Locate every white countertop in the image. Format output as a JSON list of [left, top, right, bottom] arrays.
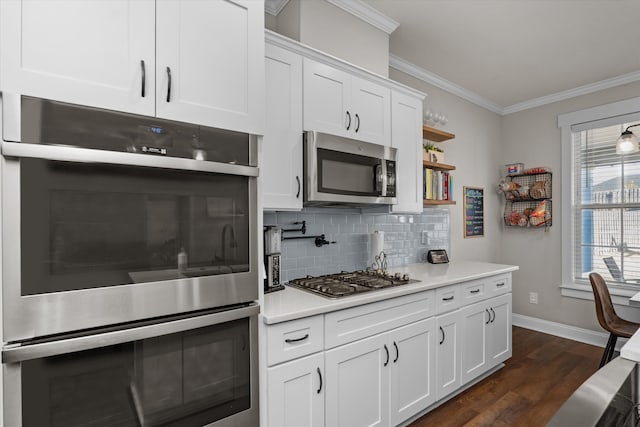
[[621, 329, 640, 362], [262, 261, 519, 324]]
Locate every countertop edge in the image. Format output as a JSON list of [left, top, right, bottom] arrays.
[[262, 262, 519, 325]]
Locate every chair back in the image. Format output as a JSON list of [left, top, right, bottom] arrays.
[[589, 272, 619, 334]]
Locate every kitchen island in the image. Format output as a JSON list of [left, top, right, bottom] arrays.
[[261, 261, 518, 427]]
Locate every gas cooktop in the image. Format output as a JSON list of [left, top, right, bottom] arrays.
[[287, 270, 418, 298]]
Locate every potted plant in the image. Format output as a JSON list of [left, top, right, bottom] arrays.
[[423, 142, 444, 163]]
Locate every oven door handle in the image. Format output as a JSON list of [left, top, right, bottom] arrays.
[[1, 141, 259, 177], [2, 303, 259, 363]]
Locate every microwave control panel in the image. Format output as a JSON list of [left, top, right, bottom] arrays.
[[386, 160, 396, 196]]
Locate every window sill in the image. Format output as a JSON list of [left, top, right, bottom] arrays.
[[561, 282, 639, 306]]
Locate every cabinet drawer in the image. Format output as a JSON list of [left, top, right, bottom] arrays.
[[435, 284, 461, 314], [487, 274, 512, 298], [461, 280, 486, 305], [324, 290, 435, 349], [267, 315, 324, 366]]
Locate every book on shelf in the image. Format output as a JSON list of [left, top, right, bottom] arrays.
[[423, 168, 453, 202]]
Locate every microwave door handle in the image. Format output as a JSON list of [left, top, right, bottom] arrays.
[[1, 304, 259, 363], [380, 161, 387, 197]]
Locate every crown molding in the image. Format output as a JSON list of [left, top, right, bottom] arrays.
[[325, 0, 399, 34], [265, 0, 290, 16], [389, 54, 503, 115], [503, 70, 640, 115], [390, 54, 640, 116]]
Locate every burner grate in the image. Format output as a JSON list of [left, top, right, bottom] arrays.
[[287, 270, 416, 298]]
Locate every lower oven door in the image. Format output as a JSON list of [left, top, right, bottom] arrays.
[[2, 303, 259, 427]]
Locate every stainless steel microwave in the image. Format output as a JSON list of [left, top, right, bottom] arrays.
[[303, 131, 397, 207]]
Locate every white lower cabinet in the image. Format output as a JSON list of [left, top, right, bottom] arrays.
[[264, 274, 512, 427], [325, 332, 390, 427], [460, 293, 512, 384], [325, 317, 436, 427], [488, 293, 512, 365], [436, 310, 462, 400], [267, 352, 325, 427], [389, 318, 437, 426]]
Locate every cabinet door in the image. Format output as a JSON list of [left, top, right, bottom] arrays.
[[263, 44, 303, 211], [436, 310, 462, 400], [390, 91, 423, 213], [389, 318, 437, 426], [351, 77, 391, 145], [488, 293, 512, 366], [460, 300, 490, 384], [156, 0, 265, 133], [303, 59, 352, 138], [325, 333, 390, 427], [267, 353, 325, 427], [0, 0, 155, 116]]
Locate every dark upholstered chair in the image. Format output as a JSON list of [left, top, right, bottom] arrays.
[[589, 272, 640, 367]]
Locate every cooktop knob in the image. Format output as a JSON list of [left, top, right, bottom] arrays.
[[402, 274, 410, 281], [394, 272, 401, 279]]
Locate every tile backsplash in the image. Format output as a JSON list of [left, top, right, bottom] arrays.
[[263, 208, 450, 282]]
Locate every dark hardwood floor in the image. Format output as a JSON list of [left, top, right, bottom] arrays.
[[409, 326, 604, 427]]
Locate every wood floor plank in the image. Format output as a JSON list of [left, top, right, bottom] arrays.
[[408, 326, 602, 427]]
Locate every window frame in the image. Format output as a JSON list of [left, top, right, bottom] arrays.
[[559, 97, 640, 303]]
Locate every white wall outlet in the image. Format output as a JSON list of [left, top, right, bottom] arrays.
[[529, 292, 538, 304]]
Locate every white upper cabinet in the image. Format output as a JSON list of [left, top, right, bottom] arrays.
[[0, 0, 156, 116], [303, 58, 390, 145], [391, 91, 424, 213], [156, 0, 264, 133], [351, 77, 391, 145], [263, 44, 303, 211], [1, 0, 264, 134]]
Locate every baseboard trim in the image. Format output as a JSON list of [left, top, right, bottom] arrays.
[[512, 313, 627, 350]]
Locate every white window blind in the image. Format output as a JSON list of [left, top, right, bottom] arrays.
[[572, 119, 640, 287]]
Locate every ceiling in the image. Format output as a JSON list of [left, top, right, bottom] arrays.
[[363, 0, 640, 114]]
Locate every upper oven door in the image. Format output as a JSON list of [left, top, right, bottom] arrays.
[[304, 131, 397, 206], [1, 96, 259, 341]]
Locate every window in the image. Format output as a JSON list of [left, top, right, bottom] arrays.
[[571, 120, 640, 287]]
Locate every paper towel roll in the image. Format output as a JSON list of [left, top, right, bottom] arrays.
[[369, 230, 384, 268]]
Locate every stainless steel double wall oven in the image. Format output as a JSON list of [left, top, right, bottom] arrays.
[[0, 95, 259, 426]]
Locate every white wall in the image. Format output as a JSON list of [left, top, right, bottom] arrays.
[[501, 81, 640, 331], [389, 69, 503, 263], [272, 0, 389, 77]]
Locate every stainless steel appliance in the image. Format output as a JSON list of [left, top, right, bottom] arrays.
[[2, 304, 259, 427], [303, 131, 397, 207], [287, 270, 416, 298], [1, 95, 260, 426], [264, 225, 284, 293], [1, 95, 259, 341], [549, 356, 639, 426]]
